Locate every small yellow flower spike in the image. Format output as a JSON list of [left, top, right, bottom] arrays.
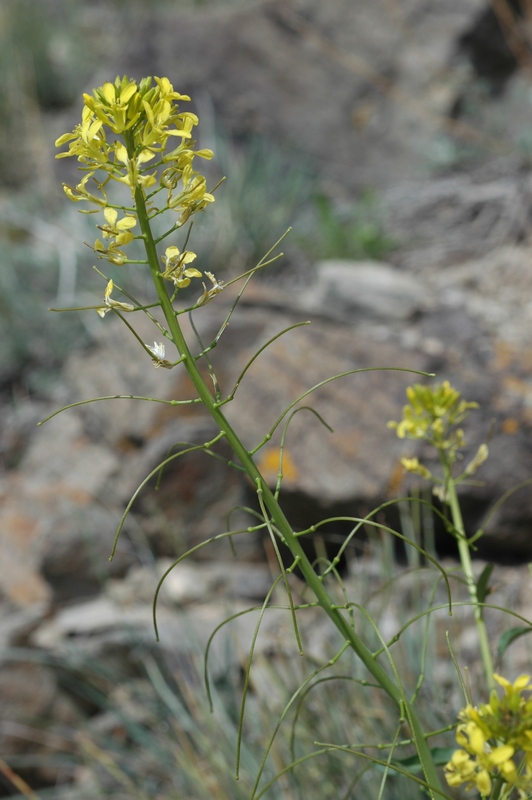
[[388, 381, 480, 465], [56, 76, 220, 306], [56, 75, 215, 215], [445, 674, 532, 797]]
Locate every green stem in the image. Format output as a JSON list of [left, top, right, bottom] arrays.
[[489, 776, 504, 800], [443, 459, 495, 691], [133, 183, 444, 797]]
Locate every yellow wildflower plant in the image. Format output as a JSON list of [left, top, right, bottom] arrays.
[[445, 674, 532, 798], [389, 379, 497, 701]]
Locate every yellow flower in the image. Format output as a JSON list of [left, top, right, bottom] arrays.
[[62, 173, 107, 207], [100, 208, 137, 247], [446, 720, 515, 795], [494, 674, 532, 697], [55, 107, 111, 166], [167, 173, 215, 224], [83, 76, 141, 134], [154, 76, 190, 104], [400, 457, 432, 480], [96, 280, 135, 317], [93, 238, 128, 266], [160, 246, 202, 288]]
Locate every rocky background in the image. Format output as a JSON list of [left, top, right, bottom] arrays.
[[1, 0, 532, 796]]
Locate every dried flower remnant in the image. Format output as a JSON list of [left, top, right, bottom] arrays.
[[96, 280, 135, 318], [144, 341, 173, 369], [197, 271, 225, 306]]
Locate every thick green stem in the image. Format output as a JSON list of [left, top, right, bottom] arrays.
[[443, 459, 495, 691], [134, 184, 444, 797], [489, 776, 504, 800]]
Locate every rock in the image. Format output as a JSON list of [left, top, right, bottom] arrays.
[[0, 659, 83, 785], [223, 308, 429, 505], [105, 559, 273, 607], [0, 602, 49, 648], [31, 592, 290, 685], [0, 409, 133, 607], [457, 0, 523, 92], [156, 559, 274, 604], [383, 166, 532, 268], [300, 260, 432, 321], [220, 253, 532, 559]]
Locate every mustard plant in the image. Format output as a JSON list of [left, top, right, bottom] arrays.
[[45, 76, 532, 799]]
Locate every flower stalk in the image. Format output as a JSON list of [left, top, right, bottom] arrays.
[[389, 381, 495, 690], [443, 457, 496, 692], [134, 171, 445, 795]]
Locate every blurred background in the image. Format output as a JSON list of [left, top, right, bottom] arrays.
[[2, 0, 532, 797], [6, 0, 532, 396]]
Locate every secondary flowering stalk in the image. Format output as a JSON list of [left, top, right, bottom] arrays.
[[389, 381, 495, 690]]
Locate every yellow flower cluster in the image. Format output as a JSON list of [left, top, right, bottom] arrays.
[[445, 674, 532, 798], [388, 381, 479, 462], [55, 75, 215, 265]]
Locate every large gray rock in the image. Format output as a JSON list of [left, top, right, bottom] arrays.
[[300, 260, 433, 320], [383, 166, 532, 268]]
